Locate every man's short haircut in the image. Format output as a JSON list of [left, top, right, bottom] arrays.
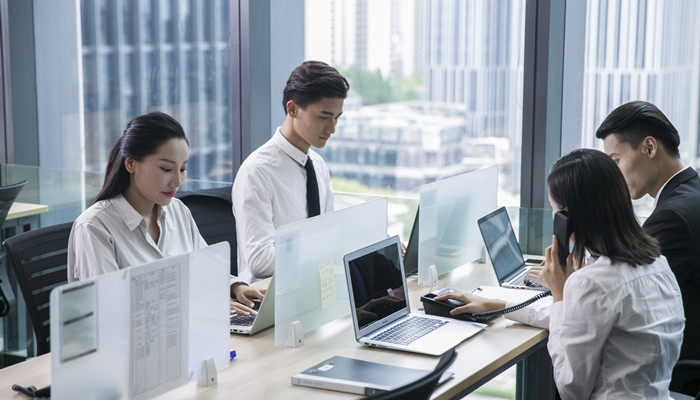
[[282, 61, 350, 114], [595, 100, 680, 158]]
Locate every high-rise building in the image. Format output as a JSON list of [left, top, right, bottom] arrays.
[[80, 0, 233, 181], [579, 0, 700, 162], [321, 102, 467, 191]]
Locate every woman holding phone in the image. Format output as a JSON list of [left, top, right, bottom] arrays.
[[436, 149, 684, 399]]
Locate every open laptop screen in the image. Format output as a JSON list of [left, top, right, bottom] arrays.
[[477, 207, 525, 282], [345, 238, 408, 331], [403, 208, 419, 275]]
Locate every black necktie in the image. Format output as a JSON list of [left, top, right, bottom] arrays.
[[304, 156, 321, 217]]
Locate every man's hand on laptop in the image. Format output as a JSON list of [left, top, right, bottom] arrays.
[[231, 283, 266, 315], [524, 265, 549, 288]]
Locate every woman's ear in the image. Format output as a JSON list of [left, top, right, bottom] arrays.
[[124, 156, 136, 173]]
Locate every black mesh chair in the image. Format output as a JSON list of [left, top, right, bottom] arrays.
[[364, 348, 457, 400], [175, 185, 237, 276], [0, 180, 27, 318], [3, 222, 73, 356], [671, 359, 700, 399]]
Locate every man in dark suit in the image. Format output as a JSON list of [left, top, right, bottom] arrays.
[[596, 101, 700, 365]]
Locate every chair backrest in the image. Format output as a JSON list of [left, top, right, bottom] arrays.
[[0, 180, 27, 225], [175, 186, 237, 276], [3, 222, 73, 356], [671, 359, 700, 399], [365, 348, 457, 400]]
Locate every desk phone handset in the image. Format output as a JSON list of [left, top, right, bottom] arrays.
[[421, 290, 551, 322], [553, 211, 572, 270]]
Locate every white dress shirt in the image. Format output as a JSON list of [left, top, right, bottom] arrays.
[[68, 194, 241, 285], [506, 256, 684, 399], [233, 127, 334, 283]]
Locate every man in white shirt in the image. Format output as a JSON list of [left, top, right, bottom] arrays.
[[233, 61, 349, 283]]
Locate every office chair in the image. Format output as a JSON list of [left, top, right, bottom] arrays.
[[0, 180, 27, 318], [671, 359, 700, 400], [175, 185, 237, 276], [3, 222, 73, 356], [364, 348, 457, 400]]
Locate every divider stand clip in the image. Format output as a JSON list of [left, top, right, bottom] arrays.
[[285, 320, 304, 348], [422, 265, 439, 287], [197, 357, 218, 387]]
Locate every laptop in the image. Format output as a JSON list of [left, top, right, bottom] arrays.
[[477, 207, 547, 291], [343, 236, 484, 356], [403, 208, 419, 275], [230, 277, 275, 335]]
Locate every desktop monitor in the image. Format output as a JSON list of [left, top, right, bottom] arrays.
[[417, 166, 498, 284]]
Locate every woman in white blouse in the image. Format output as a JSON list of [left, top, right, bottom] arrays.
[[68, 111, 264, 315], [436, 149, 684, 399]]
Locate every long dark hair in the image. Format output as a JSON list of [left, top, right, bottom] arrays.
[[93, 111, 188, 203], [547, 149, 659, 267]]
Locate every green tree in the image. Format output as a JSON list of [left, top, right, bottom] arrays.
[[341, 65, 423, 105]]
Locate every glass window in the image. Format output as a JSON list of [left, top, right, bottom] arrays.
[[573, 0, 700, 217], [42, 0, 236, 182], [305, 0, 525, 208]]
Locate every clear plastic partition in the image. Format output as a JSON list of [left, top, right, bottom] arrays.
[[274, 198, 388, 346], [418, 167, 498, 283], [507, 207, 554, 257], [50, 242, 230, 399]]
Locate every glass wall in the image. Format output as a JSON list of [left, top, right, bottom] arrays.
[[32, 0, 235, 182], [573, 0, 700, 217], [305, 0, 526, 240]]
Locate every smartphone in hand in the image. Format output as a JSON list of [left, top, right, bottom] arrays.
[[553, 211, 571, 270]]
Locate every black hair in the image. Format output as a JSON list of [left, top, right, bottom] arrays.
[[548, 148, 659, 267], [93, 111, 188, 203], [282, 60, 350, 114], [595, 101, 680, 158]]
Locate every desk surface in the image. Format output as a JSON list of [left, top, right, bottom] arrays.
[[0, 261, 548, 400], [7, 201, 49, 220]]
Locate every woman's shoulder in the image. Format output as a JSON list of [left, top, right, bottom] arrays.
[[75, 198, 115, 223]]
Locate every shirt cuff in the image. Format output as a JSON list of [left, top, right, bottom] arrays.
[[229, 275, 247, 287]]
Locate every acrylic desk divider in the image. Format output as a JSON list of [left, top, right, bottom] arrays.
[[273, 197, 388, 346], [50, 242, 230, 400], [417, 166, 498, 284]]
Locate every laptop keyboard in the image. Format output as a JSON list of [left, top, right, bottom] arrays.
[[510, 271, 542, 288], [230, 314, 255, 327], [370, 316, 448, 346]]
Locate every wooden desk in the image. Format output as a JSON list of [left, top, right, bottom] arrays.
[[0, 262, 551, 399]]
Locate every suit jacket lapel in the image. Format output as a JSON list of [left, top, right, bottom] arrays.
[[656, 167, 699, 204]]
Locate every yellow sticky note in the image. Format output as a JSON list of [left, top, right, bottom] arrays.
[[318, 258, 335, 308]]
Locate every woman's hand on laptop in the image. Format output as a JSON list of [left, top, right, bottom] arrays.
[[231, 283, 266, 315], [524, 266, 549, 288], [434, 291, 506, 316]]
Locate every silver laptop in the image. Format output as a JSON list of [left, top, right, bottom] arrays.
[[477, 207, 547, 291], [230, 277, 275, 335], [343, 236, 484, 356]]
